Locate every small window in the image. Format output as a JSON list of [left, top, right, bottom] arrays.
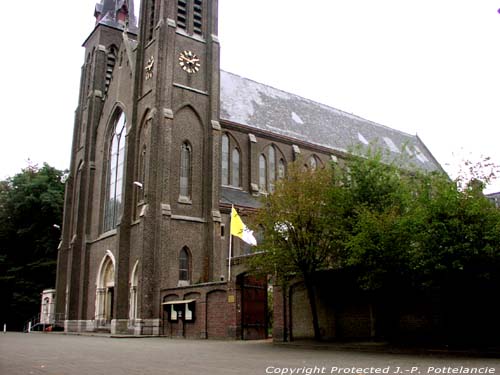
[[137, 146, 146, 204], [180, 142, 192, 199], [179, 247, 190, 281]]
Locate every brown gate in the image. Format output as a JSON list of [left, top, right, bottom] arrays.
[[240, 274, 267, 340]]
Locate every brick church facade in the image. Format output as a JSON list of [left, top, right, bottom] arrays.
[[54, 0, 441, 339]]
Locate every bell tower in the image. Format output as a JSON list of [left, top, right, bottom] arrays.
[[132, 0, 222, 334]]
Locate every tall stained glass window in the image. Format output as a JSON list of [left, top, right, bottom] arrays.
[[104, 112, 126, 232]]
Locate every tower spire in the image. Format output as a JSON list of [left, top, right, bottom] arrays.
[[94, 0, 138, 33]]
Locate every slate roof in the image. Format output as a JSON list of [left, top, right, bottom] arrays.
[[221, 187, 260, 209], [220, 71, 442, 172]]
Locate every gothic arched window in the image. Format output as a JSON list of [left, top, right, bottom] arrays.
[[231, 148, 240, 187], [137, 145, 147, 203], [135, 117, 151, 214], [259, 154, 267, 192], [259, 145, 286, 193], [268, 146, 276, 192], [221, 133, 241, 188], [104, 111, 126, 232], [309, 156, 317, 170], [278, 158, 286, 180], [180, 142, 192, 199], [308, 155, 322, 171], [179, 247, 191, 282], [221, 134, 229, 185]]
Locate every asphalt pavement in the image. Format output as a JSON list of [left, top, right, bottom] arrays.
[[0, 332, 498, 375]]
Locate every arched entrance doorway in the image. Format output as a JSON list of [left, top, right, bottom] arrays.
[[95, 252, 115, 327]]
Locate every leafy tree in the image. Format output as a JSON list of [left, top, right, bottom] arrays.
[[408, 171, 500, 289], [250, 162, 343, 340], [0, 163, 66, 330], [340, 151, 416, 291], [339, 153, 500, 340], [251, 150, 500, 342]]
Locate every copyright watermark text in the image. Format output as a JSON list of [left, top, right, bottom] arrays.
[[265, 367, 497, 375]]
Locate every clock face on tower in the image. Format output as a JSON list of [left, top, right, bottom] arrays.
[[179, 50, 201, 74]]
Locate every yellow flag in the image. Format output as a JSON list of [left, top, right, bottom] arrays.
[[230, 207, 257, 246]]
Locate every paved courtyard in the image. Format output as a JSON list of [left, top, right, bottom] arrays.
[[0, 333, 499, 375]]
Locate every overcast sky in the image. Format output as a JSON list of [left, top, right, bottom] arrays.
[[1, 1, 499, 192]]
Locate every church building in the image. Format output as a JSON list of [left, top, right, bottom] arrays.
[[54, 0, 442, 339]]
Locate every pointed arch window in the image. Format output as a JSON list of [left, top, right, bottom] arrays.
[[268, 146, 276, 192], [179, 247, 191, 282], [221, 134, 229, 185], [309, 156, 317, 170], [135, 145, 147, 210], [278, 158, 286, 180], [104, 112, 127, 232], [308, 155, 322, 171], [135, 118, 151, 214], [231, 148, 240, 187], [180, 142, 192, 199], [221, 133, 241, 188], [260, 145, 286, 193], [259, 154, 267, 192]]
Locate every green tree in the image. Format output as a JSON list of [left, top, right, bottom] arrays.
[[251, 162, 344, 340], [408, 171, 500, 289], [251, 150, 500, 342], [340, 151, 416, 291], [0, 163, 66, 330], [340, 153, 500, 340]]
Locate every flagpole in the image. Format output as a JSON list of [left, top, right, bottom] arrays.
[[228, 205, 233, 282]]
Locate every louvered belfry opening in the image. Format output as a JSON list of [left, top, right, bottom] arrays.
[[105, 47, 117, 97], [146, 0, 156, 41], [177, 0, 188, 31], [177, 0, 203, 36], [193, 0, 203, 35]]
